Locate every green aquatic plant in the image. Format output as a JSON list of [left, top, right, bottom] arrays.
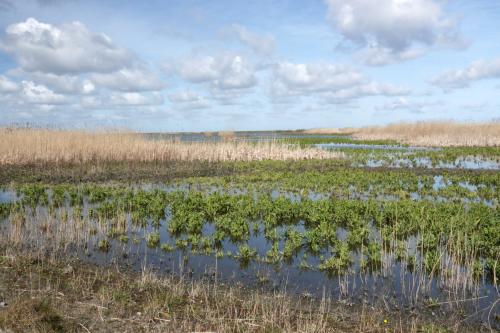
[[107, 227, 120, 239], [318, 241, 351, 274], [214, 212, 250, 243], [160, 243, 174, 252], [367, 241, 382, 269], [424, 250, 440, 274], [0, 203, 11, 220], [394, 240, 407, 262], [299, 254, 312, 270], [146, 232, 161, 248], [346, 221, 370, 248], [51, 186, 67, 207], [98, 239, 110, 252], [118, 235, 129, 243], [283, 228, 303, 260], [236, 244, 257, 265], [265, 241, 281, 264], [175, 238, 188, 250], [18, 184, 48, 207], [406, 255, 417, 272]]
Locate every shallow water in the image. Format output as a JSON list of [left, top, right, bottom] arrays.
[[0, 187, 498, 328], [1, 179, 496, 210], [2, 210, 498, 327], [144, 132, 351, 143], [0, 189, 18, 203], [361, 157, 500, 170]]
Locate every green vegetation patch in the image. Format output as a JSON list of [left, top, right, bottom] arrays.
[[2, 183, 498, 280]]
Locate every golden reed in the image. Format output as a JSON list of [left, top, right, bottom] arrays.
[[352, 121, 500, 147], [0, 128, 342, 165]]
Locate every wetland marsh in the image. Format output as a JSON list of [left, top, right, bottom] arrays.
[[0, 126, 499, 332]]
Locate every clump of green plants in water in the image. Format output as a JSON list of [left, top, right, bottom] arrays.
[[98, 239, 110, 252], [236, 244, 257, 265], [118, 235, 129, 243], [146, 232, 161, 248], [318, 240, 352, 274], [160, 243, 174, 252], [282, 228, 303, 261], [18, 184, 49, 207], [0, 203, 12, 220]]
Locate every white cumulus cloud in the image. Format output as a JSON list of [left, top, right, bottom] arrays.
[[3, 18, 134, 74], [82, 92, 164, 108], [169, 90, 211, 110], [109, 92, 164, 106], [91, 67, 164, 92], [8, 69, 95, 95], [325, 0, 462, 65], [175, 53, 257, 90], [431, 57, 500, 90], [0, 18, 168, 120], [273, 62, 363, 92], [377, 97, 443, 112], [325, 82, 410, 103], [20, 80, 68, 104], [230, 24, 276, 55], [270, 61, 409, 103], [0, 75, 19, 92]]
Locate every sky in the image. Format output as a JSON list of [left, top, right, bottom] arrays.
[[0, 0, 499, 132]]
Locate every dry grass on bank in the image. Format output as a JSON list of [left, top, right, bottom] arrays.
[[0, 128, 341, 166], [352, 121, 500, 147], [0, 253, 477, 333]]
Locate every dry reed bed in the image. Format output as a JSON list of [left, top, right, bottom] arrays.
[[0, 129, 341, 165], [352, 121, 500, 147]]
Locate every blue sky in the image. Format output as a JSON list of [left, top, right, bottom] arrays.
[[0, 0, 499, 132]]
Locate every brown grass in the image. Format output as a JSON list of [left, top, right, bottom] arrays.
[[0, 128, 341, 165], [0, 252, 479, 333], [352, 121, 500, 147]]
